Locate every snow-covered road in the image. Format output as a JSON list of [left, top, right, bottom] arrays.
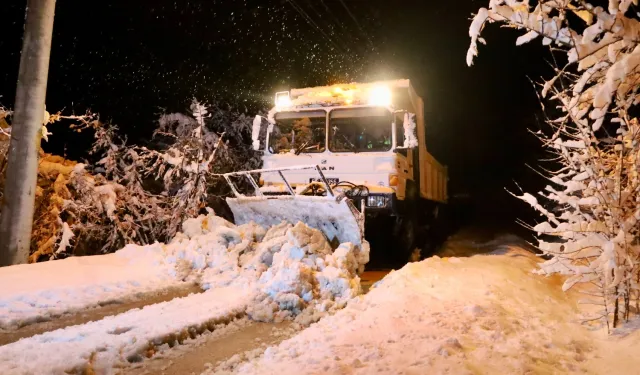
[[215, 236, 640, 375], [0, 212, 370, 374], [0, 252, 189, 330], [3, 219, 640, 375], [0, 286, 251, 374], [125, 270, 390, 375]]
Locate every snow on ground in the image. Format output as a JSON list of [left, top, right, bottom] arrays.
[[0, 212, 367, 331], [0, 212, 369, 374], [216, 245, 640, 375], [0, 286, 250, 375]]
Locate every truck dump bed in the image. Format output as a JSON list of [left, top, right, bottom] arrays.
[[406, 82, 448, 204]]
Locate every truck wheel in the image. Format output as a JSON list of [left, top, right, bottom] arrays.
[[400, 217, 416, 255], [393, 214, 417, 266], [393, 181, 418, 265]]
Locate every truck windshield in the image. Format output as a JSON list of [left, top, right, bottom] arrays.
[[270, 111, 326, 154], [329, 107, 392, 152]]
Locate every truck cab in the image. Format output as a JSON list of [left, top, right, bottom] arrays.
[[251, 79, 448, 262]]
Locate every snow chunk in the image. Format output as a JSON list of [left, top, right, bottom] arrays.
[[55, 223, 75, 254]]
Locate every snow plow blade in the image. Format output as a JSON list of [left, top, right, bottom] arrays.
[[227, 196, 362, 245], [216, 165, 364, 246]]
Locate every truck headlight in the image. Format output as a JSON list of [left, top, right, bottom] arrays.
[[368, 86, 391, 106], [275, 91, 292, 108], [367, 195, 388, 208]]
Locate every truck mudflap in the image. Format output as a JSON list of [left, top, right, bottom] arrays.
[[216, 165, 365, 246]]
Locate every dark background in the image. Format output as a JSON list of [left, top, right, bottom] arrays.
[[0, 0, 553, 235]]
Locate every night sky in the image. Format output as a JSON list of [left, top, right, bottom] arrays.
[[0, 0, 553, 232]]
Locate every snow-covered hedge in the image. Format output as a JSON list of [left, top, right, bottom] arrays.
[[0, 99, 262, 261], [468, 1, 640, 330]]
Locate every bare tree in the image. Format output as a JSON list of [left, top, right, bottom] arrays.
[[0, 0, 57, 266]]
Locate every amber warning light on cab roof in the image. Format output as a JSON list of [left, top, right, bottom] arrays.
[[274, 84, 393, 109]]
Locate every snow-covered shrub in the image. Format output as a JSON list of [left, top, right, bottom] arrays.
[[0, 107, 104, 261], [0, 98, 261, 261], [153, 99, 259, 232], [91, 98, 262, 238], [468, 1, 640, 330], [57, 98, 262, 257]]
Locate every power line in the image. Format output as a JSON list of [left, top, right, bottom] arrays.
[[337, 0, 376, 51], [302, 0, 356, 54], [286, 0, 346, 54], [314, 0, 360, 55]]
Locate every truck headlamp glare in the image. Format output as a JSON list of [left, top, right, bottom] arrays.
[[275, 91, 292, 108], [368, 86, 392, 106]]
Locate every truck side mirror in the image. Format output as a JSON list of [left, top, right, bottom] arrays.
[[252, 116, 275, 152], [252, 115, 263, 151]]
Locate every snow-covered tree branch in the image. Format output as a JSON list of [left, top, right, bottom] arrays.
[[468, 0, 640, 330]]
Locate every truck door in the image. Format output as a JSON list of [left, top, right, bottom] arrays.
[[394, 112, 413, 201]]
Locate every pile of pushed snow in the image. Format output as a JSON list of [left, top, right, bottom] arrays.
[[118, 212, 369, 325], [247, 225, 364, 325]]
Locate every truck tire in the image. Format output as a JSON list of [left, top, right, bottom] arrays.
[[396, 216, 416, 264], [419, 203, 449, 259], [393, 181, 418, 266]]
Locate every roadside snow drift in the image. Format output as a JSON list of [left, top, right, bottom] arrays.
[[0, 213, 369, 374], [221, 247, 640, 375]]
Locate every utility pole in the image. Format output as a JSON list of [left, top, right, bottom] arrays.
[[0, 0, 56, 266]]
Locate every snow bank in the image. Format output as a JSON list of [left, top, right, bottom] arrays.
[[116, 212, 368, 324], [246, 224, 364, 325], [221, 248, 640, 375]]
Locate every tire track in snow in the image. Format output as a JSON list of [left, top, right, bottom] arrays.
[[0, 283, 203, 346], [0, 287, 252, 375], [124, 271, 391, 375]]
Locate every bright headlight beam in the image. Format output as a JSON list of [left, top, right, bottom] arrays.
[[368, 86, 392, 106], [275, 91, 292, 108]]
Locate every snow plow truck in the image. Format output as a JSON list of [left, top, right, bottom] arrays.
[[218, 79, 448, 263]]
